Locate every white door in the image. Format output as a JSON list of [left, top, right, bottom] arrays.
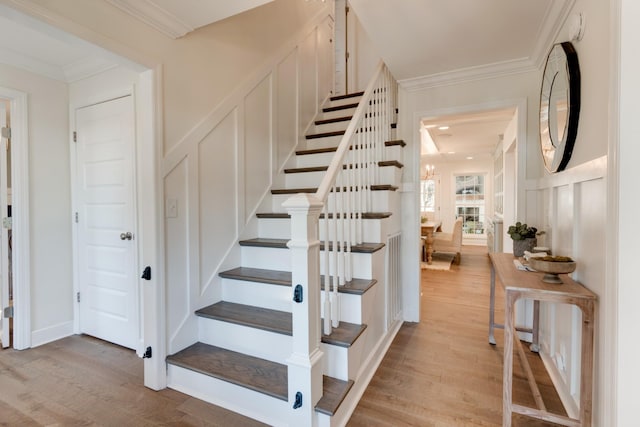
[[0, 103, 9, 349], [76, 96, 138, 350]]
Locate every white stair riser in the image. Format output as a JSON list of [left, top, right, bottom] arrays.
[[295, 146, 402, 169], [305, 134, 344, 150], [320, 279, 378, 325], [284, 165, 401, 188], [258, 217, 387, 244], [222, 279, 292, 312], [272, 190, 398, 213], [320, 106, 357, 120], [167, 365, 289, 427], [240, 245, 376, 279], [313, 120, 351, 134], [327, 96, 361, 109], [321, 327, 367, 381], [198, 316, 290, 363]]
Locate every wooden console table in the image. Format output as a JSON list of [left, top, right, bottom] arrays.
[[488, 253, 597, 427]]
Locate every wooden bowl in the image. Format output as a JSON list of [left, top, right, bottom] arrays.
[[528, 257, 576, 284]]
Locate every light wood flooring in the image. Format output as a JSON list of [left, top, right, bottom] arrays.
[[347, 245, 565, 426], [0, 246, 564, 426]]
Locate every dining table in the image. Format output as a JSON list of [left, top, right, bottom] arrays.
[[421, 220, 442, 264]]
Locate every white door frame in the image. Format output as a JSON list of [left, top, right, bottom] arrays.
[[68, 69, 165, 390], [0, 86, 31, 350]]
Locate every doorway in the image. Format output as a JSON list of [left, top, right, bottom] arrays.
[[74, 95, 139, 350]]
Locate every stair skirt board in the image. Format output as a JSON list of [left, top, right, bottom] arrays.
[[258, 216, 389, 243], [168, 364, 289, 427], [240, 246, 385, 278]]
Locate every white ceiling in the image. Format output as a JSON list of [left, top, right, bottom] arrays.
[[0, 0, 570, 160]]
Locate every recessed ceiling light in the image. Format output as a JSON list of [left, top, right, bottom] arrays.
[[466, 156, 474, 160], [438, 126, 449, 130], [448, 151, 455, 154], [424, 124, 438, 129]]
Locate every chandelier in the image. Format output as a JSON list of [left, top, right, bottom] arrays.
[[422, 164, 435, 180]]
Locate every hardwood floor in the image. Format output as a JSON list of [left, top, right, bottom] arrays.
[[0, 246, 564, 426], [348, 245, 565, 426]]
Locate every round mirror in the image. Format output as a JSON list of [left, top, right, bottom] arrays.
[[539, 42, 581, 173]]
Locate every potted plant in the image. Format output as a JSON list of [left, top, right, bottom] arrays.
[[507, 222, 538, 257]]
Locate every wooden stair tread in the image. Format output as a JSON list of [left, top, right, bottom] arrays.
[[315, 376, 354, 416], [256, 212, 393, 220], [306, 130, 345, 139], [315, 116, 352, 125], [166, 342, 288, 401], [323, 102, 359, 113], [329, 92, 364, 101], [385, 139, 406, 147], [284, 161, 402, 174], [220, 266, 377, 295], [197, 302, 367, 347], [196, 301, 291, 336], [239, 238, 385, 253], [220, 267, 291, 286], [271, 184, 398, 195], [320, 321, 367, 348]]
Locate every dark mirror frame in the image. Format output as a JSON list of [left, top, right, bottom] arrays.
[[539, 42, 581, 173]]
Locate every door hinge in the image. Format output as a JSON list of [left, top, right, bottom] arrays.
[[1, 127, 10, 139], [76, 292, 80, 303], [73, 131, 77, 142], [75, 212, 79, 223], [3, 306, 13, 318]]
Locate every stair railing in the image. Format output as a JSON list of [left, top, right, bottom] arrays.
[[316, 61, 396, 335], [283, 62, 396, 423]]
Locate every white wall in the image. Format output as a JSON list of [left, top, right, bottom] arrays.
[[347, 5, 380, 93], [0, 63, 72, 344], [162, 13, 335, 354]]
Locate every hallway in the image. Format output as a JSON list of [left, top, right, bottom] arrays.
[[348, 245, 564, 426]]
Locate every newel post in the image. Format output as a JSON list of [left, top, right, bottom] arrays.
[[283, 193, 324, 427]]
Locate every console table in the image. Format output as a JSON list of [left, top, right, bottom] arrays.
[[488, 253, 597, 427]]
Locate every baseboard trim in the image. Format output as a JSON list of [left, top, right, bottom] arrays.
[[31, 321, 73, 348]]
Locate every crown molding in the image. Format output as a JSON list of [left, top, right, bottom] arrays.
[[398, 57, 538, 92], [530, 0, 577, 70], [105, 0, 193, 39]]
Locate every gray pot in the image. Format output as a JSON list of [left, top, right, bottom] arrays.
[[513, 238, 537, 257]]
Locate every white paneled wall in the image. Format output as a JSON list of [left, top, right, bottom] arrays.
[[162, 15, 335, 354], [527, 156, 606, 416]]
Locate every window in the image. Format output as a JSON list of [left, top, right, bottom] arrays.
[[455, 175, 486, 235], [420, 179, 435, 213]]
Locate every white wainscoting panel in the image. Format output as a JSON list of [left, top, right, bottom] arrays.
[[277, 50, 299, 172]]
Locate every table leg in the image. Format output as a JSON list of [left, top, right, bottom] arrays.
[[489, 265, 497, 345], [530, 300, 540, 353], [579, 300, 595, 426], [503, 291, 518, 427], [426, 230, 435, 264]]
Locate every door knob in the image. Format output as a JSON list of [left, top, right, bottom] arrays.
[[120, 232, 133, 241]]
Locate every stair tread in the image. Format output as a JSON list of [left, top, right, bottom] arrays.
[[316, 376, 355, 416], [256, 212, 393, 220], [271, 184, 398, 194], [167, 342, 288, 401], [197, 301, 367, 347], [239, 238, 385, 253], [329, 92, 364, 101], [315, 116, 352, 126], [197, 301, 291, 336], [220, 266, 377, 295], [323, 102, 359, 113], [385, 139, 406, 147], [306, 130, 345, 140], [284, 161, 402, 174]]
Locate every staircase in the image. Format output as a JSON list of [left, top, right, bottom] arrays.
[[166, 65, 404, 426]]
